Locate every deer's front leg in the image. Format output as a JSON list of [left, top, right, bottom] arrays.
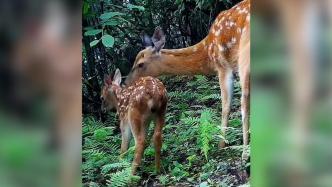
[[120, 121, 132, 154], [218, 69, 233, 148]]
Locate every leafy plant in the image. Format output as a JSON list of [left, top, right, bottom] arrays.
[[199, 109, 219, 160]]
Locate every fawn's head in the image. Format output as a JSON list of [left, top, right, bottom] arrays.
[[100, 69, 122, 113], [125, 27, 166, 85]]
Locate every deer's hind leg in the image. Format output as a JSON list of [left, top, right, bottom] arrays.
[[238, 33, 250, 161], [218, 68, 234, 148]]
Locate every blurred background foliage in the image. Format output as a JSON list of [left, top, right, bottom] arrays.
[[82, 0, 241, 116]]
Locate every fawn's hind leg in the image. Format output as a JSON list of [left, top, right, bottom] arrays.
[[120, 121, 132, 154], [153, 114, 164, 173]]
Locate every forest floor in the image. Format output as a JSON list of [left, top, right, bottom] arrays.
[[83, 75, 250, 187]]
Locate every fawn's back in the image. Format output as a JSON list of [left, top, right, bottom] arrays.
[[117, 76, 167, 120]]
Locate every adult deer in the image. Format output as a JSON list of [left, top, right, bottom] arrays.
[[101, 69, 168, 174], [125, 0, 250, 159]]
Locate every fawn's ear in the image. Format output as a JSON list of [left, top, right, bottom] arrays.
[[113, 69, 122, 86], [151, 26, 165, 52], [141, 32, 153, 48], [104, 74, 112, 85]]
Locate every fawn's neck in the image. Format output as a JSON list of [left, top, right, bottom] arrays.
[[113, 86, 125, 113]]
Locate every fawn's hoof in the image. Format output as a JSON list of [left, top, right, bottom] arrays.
[[219, 141, 227, 148]]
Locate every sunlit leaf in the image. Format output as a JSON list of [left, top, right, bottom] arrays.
[[127, 4, 145, 11], [103, 20, 120, 26], [90, 40, 99, 47], [101, 35, 115, 48], [84, 29, 102, 36], [100, 12, 125, 20]]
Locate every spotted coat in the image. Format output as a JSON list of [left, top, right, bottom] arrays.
[[206, 0, 250, 68], [109, 76, 167, 119]]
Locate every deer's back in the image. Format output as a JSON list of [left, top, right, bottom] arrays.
[[206, 0, 250, 69]]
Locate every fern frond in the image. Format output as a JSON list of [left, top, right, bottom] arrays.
[[199, 93, 221, 101], [198, 109, 219, 161], [107, 167, 140, 187], [102, 161, 131, 174]]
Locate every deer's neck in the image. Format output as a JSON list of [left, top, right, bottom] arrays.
[[158, 38, 214, 75]]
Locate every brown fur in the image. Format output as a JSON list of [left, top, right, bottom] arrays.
[[126, 0, 250, 159], [101, 73, 167, 174]]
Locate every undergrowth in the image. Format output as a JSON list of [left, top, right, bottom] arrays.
[[82, 75, 250, 186]]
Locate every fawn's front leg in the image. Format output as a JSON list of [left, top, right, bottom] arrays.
[[130, 114, 146, 175], [120, 121, 132, 154]]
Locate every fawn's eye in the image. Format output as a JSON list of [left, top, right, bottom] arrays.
[[138, 63, 144, 68], [100, 97, 104, 101]]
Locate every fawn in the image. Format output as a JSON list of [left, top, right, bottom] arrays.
[[101, 69, 168, 175]]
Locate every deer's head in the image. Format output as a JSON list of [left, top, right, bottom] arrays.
[[125, 27, 166, 85], [100, 69, 122, 113]]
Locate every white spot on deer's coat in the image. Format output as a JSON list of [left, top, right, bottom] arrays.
[[215, 29, 221, 36], [246, 15, 250, 22], [193, 46, 198, 52], [218, 45, 225, 52], [231, 37, 236, 44], [225, 21, 229, 26], [226, 42, 233, 49], [208, 44, 213, 52]]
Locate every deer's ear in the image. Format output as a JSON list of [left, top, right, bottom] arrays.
[[104, 74, 112, 85], [141, 32, 153, 48], [151, 27, 165, 52], [113, 69, 122, 86]]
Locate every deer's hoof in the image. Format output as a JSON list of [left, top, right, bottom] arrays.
[[241, 150, 250, 162]]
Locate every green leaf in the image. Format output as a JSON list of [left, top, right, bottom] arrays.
[[175, 0, 183, 5], [83, 2, 90, 15], [127, 4, 145, 11], [199, 181, 209, 187], [84, 29, 102, 36], [90, 40, 99, 47], [101, 35, 115, 48], [100, 12, 125, 20], [103, 20, 120, 26]]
